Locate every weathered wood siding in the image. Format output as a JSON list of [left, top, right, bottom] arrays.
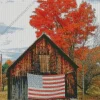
[[10, 38, 74, 77], [8, 36, 77, 100]]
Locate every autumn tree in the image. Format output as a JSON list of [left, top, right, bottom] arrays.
[[84, 47, 100, 93], [2, 59, 13, 91], [2, 59, 13, 74], [6, 59, 13, 66], [30, 0, 96, 61], [75, 46, 100, 94]]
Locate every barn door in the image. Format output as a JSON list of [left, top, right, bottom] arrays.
[[11, 77, 18, 99], [19, 76, 28, 100], [65, 72, 77, 98], [11, 76, 28, 100]]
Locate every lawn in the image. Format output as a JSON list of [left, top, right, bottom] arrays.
[[77, 92, 100, 100], [0, 91, 7, 100], [77, 86, 100, 100], [0, 86, 7, 100]]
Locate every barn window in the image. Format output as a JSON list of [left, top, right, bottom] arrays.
[[39, 55, 50, 73]]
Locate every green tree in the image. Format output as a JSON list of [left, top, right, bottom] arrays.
[[2, 63, 9, 74]]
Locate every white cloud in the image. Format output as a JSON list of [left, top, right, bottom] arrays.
[[0, 48, 26, 53], [0, 23, 23, 34], [3, 54, 12, 59], [0, 28, 36, 49]]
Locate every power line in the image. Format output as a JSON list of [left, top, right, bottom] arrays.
[[1, 2, 33, 34], [1, 0, 38, 34]]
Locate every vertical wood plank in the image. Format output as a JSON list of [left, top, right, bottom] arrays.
[[8, 76, 11, 100]]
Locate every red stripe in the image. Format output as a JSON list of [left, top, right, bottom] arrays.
[[28, 88, 65, 92], [28, 92, 65, 96], [43, 74, 64, 77], [43, 77, 64, 81], [28, 96, 65, 99], [43, 84, 65, 88], [43, 80, 65, 84]]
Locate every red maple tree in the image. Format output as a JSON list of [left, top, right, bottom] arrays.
[[30, 0, 96, 60]]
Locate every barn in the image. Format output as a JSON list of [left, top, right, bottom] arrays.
[[7, 34, 78, 100]]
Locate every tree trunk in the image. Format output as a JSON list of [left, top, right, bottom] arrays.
[[84, 84, 88, 94], [2, 84, 4, 91], [68, 45, 75, 61]]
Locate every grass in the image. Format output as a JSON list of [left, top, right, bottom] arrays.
[[0, 91, 7, 100], [78, 92, 100, 100], [77, 86, 100, 100], [0, 86, 7, 100]]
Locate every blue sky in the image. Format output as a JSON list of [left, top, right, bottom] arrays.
[[0, 0, 100, 63], [88, 0, 100, 2]]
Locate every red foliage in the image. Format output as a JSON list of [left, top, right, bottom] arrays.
[[6, 59, 13, 66], [30, 0, 96, 55], [75, 47, 89, 60]]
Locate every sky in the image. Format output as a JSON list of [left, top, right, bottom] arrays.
[[0, 0, 100, 63]]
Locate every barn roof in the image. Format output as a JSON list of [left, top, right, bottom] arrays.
[[7, 34, 78, 77]]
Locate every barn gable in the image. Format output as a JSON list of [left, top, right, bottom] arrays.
[[7, 34, 78, 77]]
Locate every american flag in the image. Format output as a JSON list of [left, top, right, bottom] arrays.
[[27, 73, 65, 99]]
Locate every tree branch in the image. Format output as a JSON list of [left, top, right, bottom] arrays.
[[77, 84, 83, 90], [92, 73, 100, 78]]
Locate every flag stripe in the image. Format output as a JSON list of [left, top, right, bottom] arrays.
[[43, 76, 64, 79], [43, 79, 64, 83], [43, 80, 65, 84], [43, 84, 65, 88], [28, 86, 65, 90], [43, 77, 65, 81], [28, 87, 65, 92], [28, 91, 65, 95], [28, 92, 65, 96], [28, 90, 65, 94], [43, 82, 65, 87]]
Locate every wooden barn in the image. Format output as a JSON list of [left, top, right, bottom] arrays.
[[7, 34, 78, 100]]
